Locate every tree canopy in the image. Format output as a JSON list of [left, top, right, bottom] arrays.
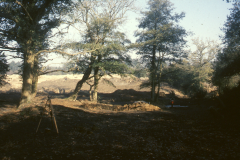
[[213, 3, 240, 89], [61, 0, 135, 101], [0, 0, 71, 105], [134, 0, 187, 101]]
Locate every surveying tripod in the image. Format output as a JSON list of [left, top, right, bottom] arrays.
[[36, 95, 59, 134]]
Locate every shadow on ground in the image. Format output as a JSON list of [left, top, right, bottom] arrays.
[[0, 91, 240, 160]]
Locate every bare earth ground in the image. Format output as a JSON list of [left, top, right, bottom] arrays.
[[0, 75, 240, 160]]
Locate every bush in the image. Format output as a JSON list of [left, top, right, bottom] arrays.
[[133, 69, 148, 78], [221, 82, 240, 110], [190, 89, 207, 99], [0, 52, 9, 87]]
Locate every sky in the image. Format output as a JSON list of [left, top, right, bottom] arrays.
[[7, 0, 235, 66], [123, 0, 233, 45], [170, 0, 232, 42]]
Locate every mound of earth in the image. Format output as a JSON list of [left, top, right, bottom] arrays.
[[51, 98, 162, 112]]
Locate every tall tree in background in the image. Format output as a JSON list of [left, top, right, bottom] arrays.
[[64, 0, 135, 101], [0, 0, 71, 106], [189, 38, 218, 92], [134, 0, 187, 101]]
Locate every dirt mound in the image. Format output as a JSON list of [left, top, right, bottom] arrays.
[[123, 101, 161, 111], [81, 101, 161, 112], [50, 98, 161, 112], [112, 89, 140, 95]]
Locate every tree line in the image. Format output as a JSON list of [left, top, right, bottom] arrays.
[[0, 0, 239, 109]]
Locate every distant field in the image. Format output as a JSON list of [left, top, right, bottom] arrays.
[[1, 74, 186, 98]]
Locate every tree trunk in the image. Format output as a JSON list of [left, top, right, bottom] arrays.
[[155, 57, 163, 100], [31, 73, 38, 97], [19, 52, 35, 106], [89, 85, 93, 101], [151, 21, 157, 102], [92, 89, 98, 102], [31, 56, 39, 97], [92, 67, 99, 102], [68, 64, 93, 101], [151, 45, 156, 102], [156, 81, 160, 100]]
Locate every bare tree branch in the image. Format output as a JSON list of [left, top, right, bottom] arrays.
[[39, 68, 75, 75], [15, 0, 33, 22], [36, 47, 103, 56]]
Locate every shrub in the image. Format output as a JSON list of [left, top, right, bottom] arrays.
[[0, 52, 9, 87]]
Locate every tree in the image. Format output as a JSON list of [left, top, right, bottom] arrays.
[[212, 3, 240, 92], [89, 33, 131, 102], [156, 61, 194, 94], [189, 38, 218, 91], [0, 0, 71, 105], [211, 2, 240, 114], [63, 0, 135, 101], [134, 0, 187, 101], [161, 38, 218, 97], [0, 51, 9, 87], [225, 0, 239, 3]]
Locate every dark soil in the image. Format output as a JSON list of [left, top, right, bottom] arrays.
[[0, 91, 240, 160]]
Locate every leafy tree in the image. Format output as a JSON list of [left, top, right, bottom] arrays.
[[212, 3, 240, 115], [225, 0, 239, 2], [161, 38, 218, 98], [213, 3, 240, 92], [0, 0, 71, 105], [91, 33, 131, 102], [63, 0, 135, 101], [0, 51, 9, 87], [189, 38, 218, 91], [212, 2, 240, 113], [158, 61, 193, 93], [134, 0, 187, 101]]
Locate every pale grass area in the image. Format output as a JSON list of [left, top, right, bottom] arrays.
[[1, 74, 187, 98], [38, 74, 123, 83], [4, 74, 22, 89], [38, 74, 84, 83], [2, 74, 126, 90]]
